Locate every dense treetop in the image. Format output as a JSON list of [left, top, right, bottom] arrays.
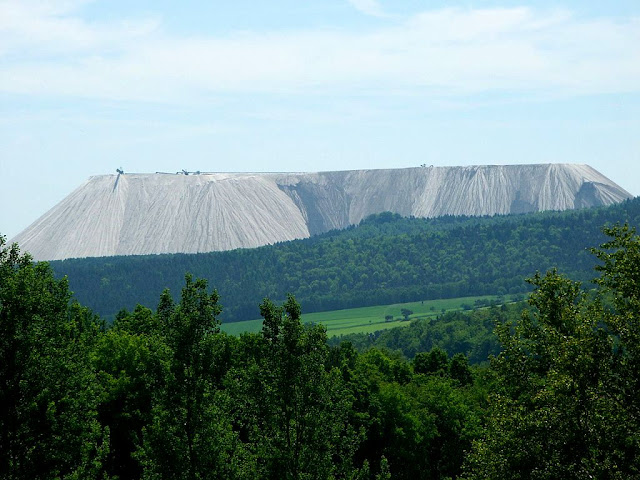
[[2, 218, 640, 478]]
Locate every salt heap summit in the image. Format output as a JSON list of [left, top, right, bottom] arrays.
[[12, 164, 633, 261]]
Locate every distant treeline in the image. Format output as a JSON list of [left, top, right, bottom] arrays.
[[49, 197, 640, 322], [329, 301, 530, 365]]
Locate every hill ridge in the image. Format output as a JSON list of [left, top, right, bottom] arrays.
[[12, 163, 632, 260], [47, 197, 640, 323]]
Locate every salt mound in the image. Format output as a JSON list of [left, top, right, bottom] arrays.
[[11, 164, 632, 260]]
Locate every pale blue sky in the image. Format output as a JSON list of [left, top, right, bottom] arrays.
[[1, 0, 639, 239]]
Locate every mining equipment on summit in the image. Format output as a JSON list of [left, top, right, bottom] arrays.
[[10, 164, 633, 262]]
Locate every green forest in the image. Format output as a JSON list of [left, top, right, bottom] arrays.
[[50, 197, 640, 323], [2, 220, 640, 479], [327, 301, 529, 365]]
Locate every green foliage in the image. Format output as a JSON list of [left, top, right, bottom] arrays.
[[140, 275, 240, 480], [93, 314, 170, 479], [230, 295, 360, 479], [449, 353, 473, 386], [6, 215, 640, 479], [331, 302, 526, 364], [49, 198, 640, 322], [0, 236, 107, 479], [464, 224, 640, 479], [412, 348, 473, 387], [223, 294, 513, 337], [413, 348, 448, 375], [345, 347, 483, 480]]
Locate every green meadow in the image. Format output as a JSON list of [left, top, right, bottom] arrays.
[[221, 294, 523, 337]]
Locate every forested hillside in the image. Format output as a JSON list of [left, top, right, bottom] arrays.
[[50, 197, 640, 322], [329, 301, 529, 364], [3, 223, 640, 479]]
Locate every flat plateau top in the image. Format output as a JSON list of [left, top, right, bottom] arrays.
[[13, 163, 632, 261]]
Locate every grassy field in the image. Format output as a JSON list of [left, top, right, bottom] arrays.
[[221, 294, 523, 337]]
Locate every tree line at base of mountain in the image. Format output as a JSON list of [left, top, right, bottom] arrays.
[[329, 301, 529, 365], [49, 197, 640, 323], [3, 222, 640, 479]]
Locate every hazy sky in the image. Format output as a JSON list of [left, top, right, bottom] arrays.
[[2, 0, 639, 239]]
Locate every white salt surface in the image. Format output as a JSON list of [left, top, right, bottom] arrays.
[[11, 164, 633, 261]]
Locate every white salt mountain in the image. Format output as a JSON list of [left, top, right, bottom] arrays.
[[12, 164, 633, 261]]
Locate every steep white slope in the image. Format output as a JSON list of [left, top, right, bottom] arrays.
[[12, 173, 310, 260], [11, 164, 632, 261], [274, 164, 631, 230]]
